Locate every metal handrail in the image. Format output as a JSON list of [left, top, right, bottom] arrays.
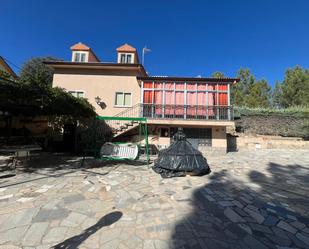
[[141, 104, 233, 121]]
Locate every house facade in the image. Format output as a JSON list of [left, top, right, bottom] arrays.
[[0, 56, 18, 80], [46, 43, 239, 152]]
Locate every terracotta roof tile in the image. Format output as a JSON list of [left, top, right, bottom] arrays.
[[116, 43, 136, 52], [70, 42, 90, 51]]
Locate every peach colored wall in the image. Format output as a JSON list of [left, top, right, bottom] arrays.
[[212, 126, 227, 149], [53, 73, 141, 116], [135, 125, 227, 150]]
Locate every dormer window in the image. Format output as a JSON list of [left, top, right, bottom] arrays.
[[73, 52, 87, 62], [120, 53, 133, 63], [117, 43, 139, 64]]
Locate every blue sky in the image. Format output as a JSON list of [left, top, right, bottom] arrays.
[[1, 0, 309, 87]]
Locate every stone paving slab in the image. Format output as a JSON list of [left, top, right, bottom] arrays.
[[0, 149, 308, 248]]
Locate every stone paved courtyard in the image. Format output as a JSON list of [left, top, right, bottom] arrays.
[[0, 149, 309, 249]]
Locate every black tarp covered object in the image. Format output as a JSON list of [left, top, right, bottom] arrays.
[[153, 129, 211, 178]]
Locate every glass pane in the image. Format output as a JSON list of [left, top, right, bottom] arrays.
[[218, 84, 228, 91], [187, 92, 196, 105], [154, 91, 163, 104], [124, 93, 131, 106], [175, 92, 184, 115], [120, 54, 126, 63], [80, 54, 86, 62], [165, 91, 174, 104], [197, 83, 206, 90], [115, 93, 123, 105], [219, 93, 228, 105], [143, 90, 153, 103], [208, 84, 215, 91], [143, 82, 153, 88], [187, 83, 196, 90], [74, 53, 80, 62], [154, 82, 163, 88], [175, 83, 184, 90], [126, 54, 132, 63], [165, 82, 174, 90], [77, 92, 84, 98]]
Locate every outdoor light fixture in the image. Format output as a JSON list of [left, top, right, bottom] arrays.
[[95, 96, 101, 105], [95, 96, 106, 110]]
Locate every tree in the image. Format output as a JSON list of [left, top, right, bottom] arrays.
[[245, 79, 271, 108], [280, 66, 309, 107], [272, 81, 283, 108], [231, 68, 271, 108], [231, 68, 255, 106], [0, 76, 95, 117], [19, 57, 59, 86], [211, 71, 225, 78]]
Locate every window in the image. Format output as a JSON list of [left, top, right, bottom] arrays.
[[115, 92, 132, 107], [119, 53, 133, 63], [120, 54, 126, 63], [126, 54, 132, 63], [69, 91, 85, 98], [74, 52, 87, 62]]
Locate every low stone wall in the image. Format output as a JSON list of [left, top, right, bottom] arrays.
[[232, 134, 309, 150]]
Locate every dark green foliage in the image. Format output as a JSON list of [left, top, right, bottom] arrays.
[[279, 66, 309, 107], [0, 56, 95, 117], [230, 68, 271, 108], [246, 79, 271, 108], [272, 81, 283, 108], [211, 71, 225, 78], [230, 66, 308, 108], [234, 106, 309, 118], [0, 76, 95, 117], [19, 56, 59, 86]]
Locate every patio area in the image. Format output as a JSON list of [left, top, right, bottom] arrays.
[[0, 149, 309, 249]]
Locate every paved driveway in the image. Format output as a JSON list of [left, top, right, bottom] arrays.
[[0, 150, 309, 249]]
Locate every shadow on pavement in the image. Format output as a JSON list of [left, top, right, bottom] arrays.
[[52, 211, 123, 249], [0, 152, 150, 188], [170, 163, 309, 249]]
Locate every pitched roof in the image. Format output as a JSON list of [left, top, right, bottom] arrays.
[[0, 56, 18, 79], [70, 42, 90, 51], [116, 43, 137, 52]]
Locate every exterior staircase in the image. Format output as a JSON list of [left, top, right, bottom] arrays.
[[105, 104, 142, 137]]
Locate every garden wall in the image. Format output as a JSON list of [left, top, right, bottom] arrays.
[[235, 115, 308, 138], [227, 109, 309, 151], [232, 134, 309, 150]]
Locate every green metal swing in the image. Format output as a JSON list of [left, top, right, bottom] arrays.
[[93, 116, 150, 164]]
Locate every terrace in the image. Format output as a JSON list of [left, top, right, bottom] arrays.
[[0, 150, 309, 248], [138, 77, 238, 121]]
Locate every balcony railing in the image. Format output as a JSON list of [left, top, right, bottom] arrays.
[[141, 104, 233, 121], [109, 103, 233, 122]]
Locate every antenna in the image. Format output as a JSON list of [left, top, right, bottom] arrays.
[[142, 46, 151, 65]]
